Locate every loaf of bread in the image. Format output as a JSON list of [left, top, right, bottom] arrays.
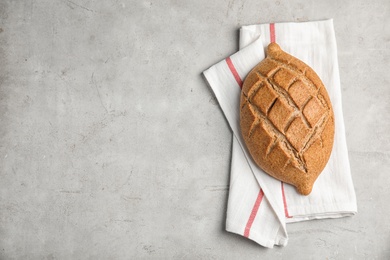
[[240, 43, 334, 195]]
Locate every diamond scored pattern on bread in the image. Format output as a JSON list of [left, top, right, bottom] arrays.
[[240, 43, 335, 195]]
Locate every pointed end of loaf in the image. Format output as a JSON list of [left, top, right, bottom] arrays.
[[296, 182, 313, 196], [267, 42, 281, 56]]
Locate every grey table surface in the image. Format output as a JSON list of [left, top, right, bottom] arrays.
[[1, 0, 389, 259]]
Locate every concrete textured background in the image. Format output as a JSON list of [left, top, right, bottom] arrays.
[[0, 0, 389, 259]]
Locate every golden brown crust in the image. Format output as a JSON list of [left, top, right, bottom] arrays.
[[240, 43, 335, 195]]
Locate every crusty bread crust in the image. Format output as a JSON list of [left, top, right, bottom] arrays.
[[240, 43, 334, 195]]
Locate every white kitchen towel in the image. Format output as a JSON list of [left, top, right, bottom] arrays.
[[203, 19, 357, 248]]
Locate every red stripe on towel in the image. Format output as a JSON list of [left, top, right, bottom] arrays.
[[281, 182, 292, 218], [225, 57, 243, 88], [244, 189, 264, 238], [270, 23, 276, 43]]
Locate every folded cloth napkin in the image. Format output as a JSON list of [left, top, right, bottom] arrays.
[[203, 19, 357, 248]]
